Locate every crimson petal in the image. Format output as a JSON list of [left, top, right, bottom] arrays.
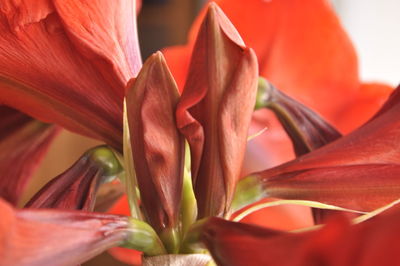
[[126, 52, 184, 235], [256, 78, 342, 156], [25, 146, 122, 211], [0, 106, 59, 206], [0, 199, 130, 266], [176, 3, 258, 218], [201, 212, 400, 266], [250, 86, 400, 212]]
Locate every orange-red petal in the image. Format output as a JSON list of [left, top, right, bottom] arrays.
[[201, 211, 400, 266], [252, 87, 400, 211], [0, 0, 142, 149]]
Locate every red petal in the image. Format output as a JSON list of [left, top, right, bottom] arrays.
[[0, 199, 130, 265], [264, 164, 400, 211], [166, 0, 359, 120], [0, 106, 59, 206], [176, 3, 258, 218], [256, 80, 342, 156], [126, 52, 184, 232], [263, 87, 400, 174], [0, 0, 141, 148], [202, 211, 400, 266], [336, 83, 394, 133], [254, 87, 400, 211]]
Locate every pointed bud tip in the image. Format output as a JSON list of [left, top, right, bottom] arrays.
[[203, 1, 245, 48], [148, 51, 167, 65], [207, 1, 219, 12]]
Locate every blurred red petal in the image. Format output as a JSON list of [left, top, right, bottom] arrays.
[[0, 0, 141, 148], [165, 0, 359, 120], [26, 146, 121, 211], [108, 247, 142, 266], [0, 199, 130, 266], [202, 210, 400, 266], [337, 83, 394, 133], [0, 106, 59, 206], [256, 80, 342, 156]]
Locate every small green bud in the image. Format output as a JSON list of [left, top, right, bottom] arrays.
[[87, 145, 123, 180], [122, 218, 167, 256]]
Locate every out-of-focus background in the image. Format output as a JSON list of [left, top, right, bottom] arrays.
[[332, 0, 400, 87], [22, 0, 398, 265]]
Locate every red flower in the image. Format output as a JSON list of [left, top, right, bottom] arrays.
[[0, 0, 397, 265]]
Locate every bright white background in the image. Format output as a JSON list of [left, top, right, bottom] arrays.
[[332, 0, 400, 86]]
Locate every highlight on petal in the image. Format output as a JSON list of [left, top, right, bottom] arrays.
[[53, 0, 142, 82], [0, 199, 130, 266], [176, 3, 258, 218], [0, 106, 59, 206], [0, 0, 142, 149], [263, 164, 400, 212], [247, 86, 400, 212], [25, 146, 122, 211], [201, 210, 400, 266], [126, 52, 184, 241]]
